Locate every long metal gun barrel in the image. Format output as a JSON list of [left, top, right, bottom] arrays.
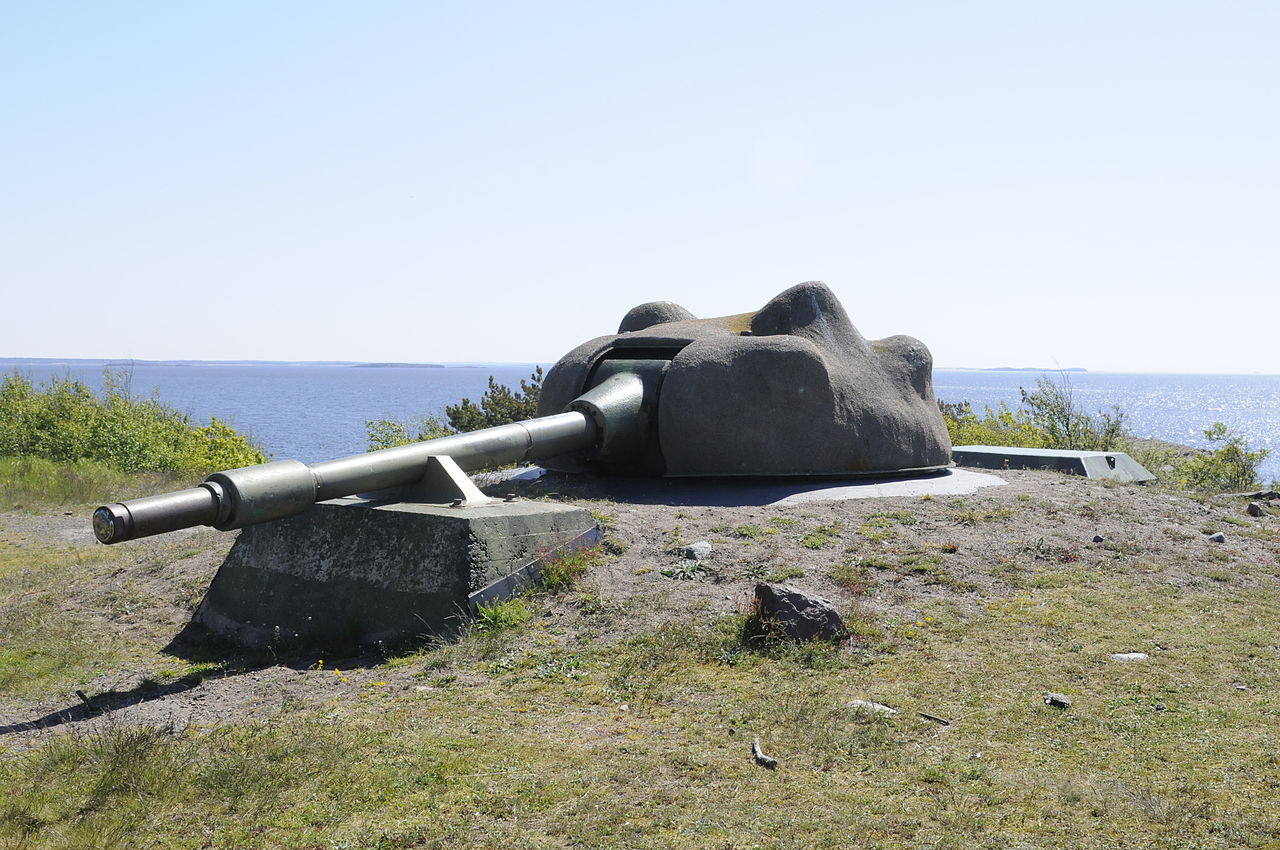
[[92, 367, 654, 544]]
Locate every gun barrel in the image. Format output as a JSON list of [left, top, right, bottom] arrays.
[[92, 365, 657, 545], [93, 410, 598, 545]]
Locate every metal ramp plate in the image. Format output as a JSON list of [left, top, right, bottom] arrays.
[[951, 445, 1157, 483]]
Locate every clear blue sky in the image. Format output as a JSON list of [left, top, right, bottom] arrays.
[[4, 2, 1276, 373]]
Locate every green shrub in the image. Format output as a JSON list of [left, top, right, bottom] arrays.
[[0, 370, 265, 475], [939, 374, 1269, 494], [939, 400, 1048, 448], [445, 367, 543, 432], [1019, 376, 1129, 451], [1164, 423, 1268, 492], [364, 415, 454, 451], [939, 374, 1126, 451], [365, 368, 543, 450]]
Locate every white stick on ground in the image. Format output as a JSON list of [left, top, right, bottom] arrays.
[[752, 737, 777, 770]]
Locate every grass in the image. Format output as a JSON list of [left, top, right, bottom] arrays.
[[6, 575, 1278, 847], [0, 455, 195, 512], [4, 466, 1280, 847], [799, 521, 843, 549]]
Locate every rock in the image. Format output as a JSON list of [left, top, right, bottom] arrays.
[[754, 583, 847, 641], [682, 541, 713, 561], [1247, 502, 1266, 517], [847, 699, 897, 715], [1044, 692, 1072, 709], [1093, 535, 1105, 543], [1208, 532, 1227, 543], [1109, 652, 1150, 662]]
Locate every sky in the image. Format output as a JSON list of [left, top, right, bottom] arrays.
[[3, 2, 1277, 374]]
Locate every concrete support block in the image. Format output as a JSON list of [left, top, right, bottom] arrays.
[[951, 445, 1156, 483], [193, 497, 596, 652]]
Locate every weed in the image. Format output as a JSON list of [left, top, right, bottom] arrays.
[[764, 565, 805, 582], [661, 560, 708, 580], [473, 598, 531, 632], [539, 546, 600, 592], [732, 524, 767, 542], [532, 653, 589, 680], [949, 503, 1015, 526], [1022, 537, 1080, 564], [830, 559, 872, 594], [799, 531, 831, 549]]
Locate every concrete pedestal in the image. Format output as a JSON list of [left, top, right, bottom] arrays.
[[951, 445, 1157, 483], [193, 497, 596, 652]]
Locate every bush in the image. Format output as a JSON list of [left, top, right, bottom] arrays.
[[939, 373, 1269, 493], [939, 400, 1048, 448], [365, 368, 543, 451], [939, 374, 1127, 452], [1171, 423, 1267, 492], [0, 369, 265, 476], [445, 367, 543, 432], [1019, 376, 1129, 451], [364, 416, 454, 451]]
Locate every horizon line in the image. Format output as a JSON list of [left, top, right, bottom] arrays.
[[2, 355, 1278, 378]]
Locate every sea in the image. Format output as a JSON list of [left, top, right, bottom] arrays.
[[4, 359, 1278, 484]]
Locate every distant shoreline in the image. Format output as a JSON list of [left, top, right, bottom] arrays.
[[0, 357, 501, 369], [4, 357, 1280, 377]]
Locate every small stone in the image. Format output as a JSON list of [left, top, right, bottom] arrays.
[[682, 541, 714, 561], [1109, 652, 1149, 662], [1092, 535, 1105, 544], [847, 699, 897, 715], [1208, 532, 1227, 544], [1044, 692, 1072, 709], [1247, 502, 1265, 517]]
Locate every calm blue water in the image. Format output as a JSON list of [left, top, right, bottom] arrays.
[[4, 360, 1278, 483]]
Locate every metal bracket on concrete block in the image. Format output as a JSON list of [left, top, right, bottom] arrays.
[[404, 455, 496, 506]]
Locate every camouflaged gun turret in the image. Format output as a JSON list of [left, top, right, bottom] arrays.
[[93, 282, 952, 544]]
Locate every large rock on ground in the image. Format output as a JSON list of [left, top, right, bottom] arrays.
[[754, 582, 848, 642], [537, 282, 952, 477]]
